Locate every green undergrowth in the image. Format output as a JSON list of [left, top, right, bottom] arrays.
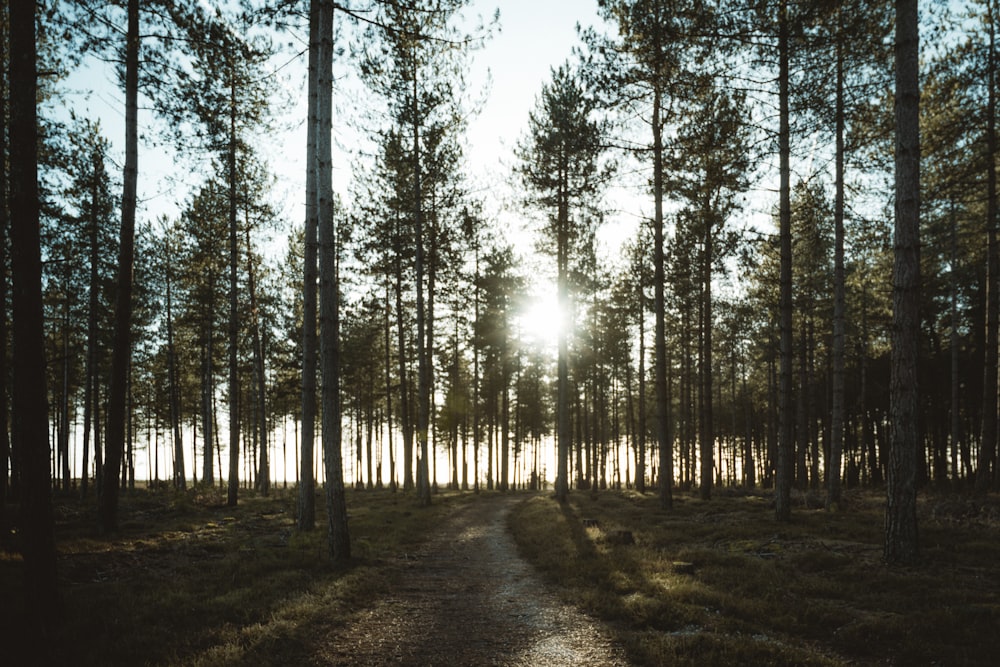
[[2, 484, 475, 666], [508, 487, 1000, 666]]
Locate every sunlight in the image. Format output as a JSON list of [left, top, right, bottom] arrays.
[[517, 291, 565, 351]]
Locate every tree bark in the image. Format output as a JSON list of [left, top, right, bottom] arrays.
[[885, 0, 920, 565], [166, 230, 185, 490], [226, 58, 240, 508], [0, 0, 8, 520], [653, 82, 673, 510], [317, 0, 350, 561], [555, 165, 570, 504], [413, 68, 432, 507], [700, 202, 713, 501], [10, 0, 59, 634], [977, 0, 999, 495], [829, 9, 846, 509], [299, 0, 321, 530], [100, 0, 139, 533], [775, 0, 794, 522]]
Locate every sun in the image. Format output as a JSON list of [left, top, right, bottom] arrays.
[[516, 291, 565, 351]]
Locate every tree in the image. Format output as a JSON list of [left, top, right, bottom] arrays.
[[299, 0, 321, 530], [976, 0, 1000, 495], [315, 0, 349, 562], [517, 63, 609, 503], [169, 7, 275, 508], [587, 0, 711, 509], [10, 0, 59, 633], [359, 0, 489, 505], [99, 0, 139, 533], [64, 120, 118, 499], [669, 79, 751, 500], [775, 0, 794, 522], [885, 0, 920, 565]]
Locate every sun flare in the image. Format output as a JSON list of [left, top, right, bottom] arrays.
[[517, 292, 565, 350]]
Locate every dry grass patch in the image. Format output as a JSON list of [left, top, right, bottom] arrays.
[[508, 488, 1000, 666]]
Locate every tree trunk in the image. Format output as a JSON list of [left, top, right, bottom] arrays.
[[413, 69, 432, 507], [395, 228, 414, 491], [384, 281, 396, 491], [637, 287, 646, 493], [653, 83, 673, 510], [555, 165, 570, 504], [0, 0, 8, 520], [700, 207, 713, 501], [166, 232, 185, 490], [829, 12, 846, 509], [977, 0, 999, 494], [245, 224, 268, 495], [885, 0, 920, 565], [775, 0, 794, 522], [226, 60, 240, 508], [99, 0, 139, 533], [317, 0, 350, 561], [81, 147, 102, 498], [10, 0, 59, 634], [299, 0, 321, 530]]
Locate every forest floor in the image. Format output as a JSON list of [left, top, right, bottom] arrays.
[[509, 486, 1000, 666], [316, 493, 629, 665], [3, 484, 1000, 665]]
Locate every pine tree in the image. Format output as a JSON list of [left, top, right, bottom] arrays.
[[10, 0, 59, 634], [516, 63, 609, 503], [885, 0, 920, 565]]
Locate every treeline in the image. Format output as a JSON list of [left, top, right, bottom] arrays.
[[0, 0, 994, 632]]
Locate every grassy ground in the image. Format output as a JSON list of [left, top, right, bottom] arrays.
[[508, 487, 1000, 666], [1, 484, 474, 666]]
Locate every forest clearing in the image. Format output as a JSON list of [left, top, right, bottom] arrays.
[[2, 485, 998, 665]]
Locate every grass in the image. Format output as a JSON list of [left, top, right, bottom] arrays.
[[507, 487, 1000, 666], [1, 484, 473, 666]]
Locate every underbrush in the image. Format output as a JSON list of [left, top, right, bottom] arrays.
[[2, 484, 470, 666], [508, 487, 1000, 666]]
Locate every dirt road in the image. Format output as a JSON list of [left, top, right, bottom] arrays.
[[318, 494, 630, 666]]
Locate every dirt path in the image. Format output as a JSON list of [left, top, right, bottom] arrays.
[[317, 494, 631, 666]]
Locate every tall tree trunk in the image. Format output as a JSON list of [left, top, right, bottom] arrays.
[[80, 151, 99, 497], [555, 167, 570, 504], [0, 0, 8, 520], [413, 70, 431, 507], [950, 203, 961, 484], [384, 281, 396, 491], [395, 226, 414, 490], [978, 0, 999, 495], [829, 15, 846, 509], [100, 0, 139, 533], [318, 0, 349, 561], [473, 246, 481, 491], [637, 288, 646, 493], [166, 233, 185, 490], [885, 0, 920, 565], [299, 0, 321, 530], [653, 83, 673, 510], [775, 0, 794, 522], [201, 321, 214, 484], [10, 0, 58, 634], [700, 209, 713, 500], [226, 63, 240, 508], [245, 225, 268, 495]]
